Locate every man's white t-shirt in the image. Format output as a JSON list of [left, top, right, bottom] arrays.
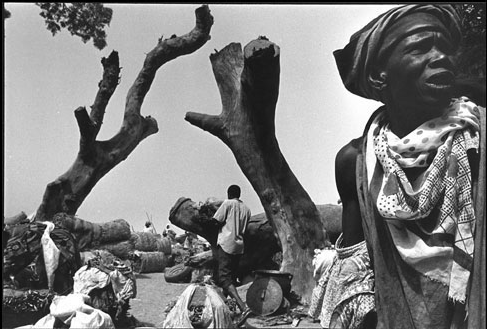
[[213, 198, 251, 255]]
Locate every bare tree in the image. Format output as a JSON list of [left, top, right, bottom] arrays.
[[35, 5, 214, 222], [185, 37, 330, 302]]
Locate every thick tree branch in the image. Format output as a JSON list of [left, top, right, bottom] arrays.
[[91, 51, 121, 135], [75, 106, 97, 158], [125, 5, 213, 117], [184, 113, 223, 136], [36, 5, 213, 222]]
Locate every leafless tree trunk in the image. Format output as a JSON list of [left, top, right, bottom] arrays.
[[35, 5, 214, 222], [185, 37, 330, 303]]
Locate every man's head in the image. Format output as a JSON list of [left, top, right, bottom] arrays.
[[227, 184, 241, 199], [334, 5, 461, 108], [145, 221, 151, 228]]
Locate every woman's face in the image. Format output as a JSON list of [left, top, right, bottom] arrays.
[[381, 29, 457, 111]]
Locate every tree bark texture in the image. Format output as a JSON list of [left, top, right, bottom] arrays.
[[185, 38, 330, 303], [35, 5, 214, 222]]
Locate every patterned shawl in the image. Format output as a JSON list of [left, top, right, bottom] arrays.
[[368, 97, 480, 303]]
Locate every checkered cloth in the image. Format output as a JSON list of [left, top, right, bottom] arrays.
[[370, 97, 480, 302]]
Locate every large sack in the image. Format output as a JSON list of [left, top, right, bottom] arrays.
[[52, 213, 101, 250], [156, 237, 172, 254], [4, 222, 80, 294], [53, 213, 131, 250], [32, 293, 115, 328], [163, 284, 234, 328], [136, 251, 169, 273], [99, 219, 131, 244], [97, 239, 135, 260], [133, 232, 171, 254]]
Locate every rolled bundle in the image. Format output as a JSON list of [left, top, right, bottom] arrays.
[[99, 219, 131, 244], [156, 237, 172, 255], [52, 213, 101, 250], [133, 232, 170, 252], [137, 251, 169, 273], [97, 239, 135, 260], [52, 214, 131, 250]]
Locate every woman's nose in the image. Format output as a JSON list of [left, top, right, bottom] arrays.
[[428, 47, 456, 72]]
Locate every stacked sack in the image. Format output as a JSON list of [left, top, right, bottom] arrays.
[[132, 232, 172, 273]]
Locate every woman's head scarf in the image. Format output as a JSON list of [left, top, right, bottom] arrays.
[[333, 5, 462, 102]]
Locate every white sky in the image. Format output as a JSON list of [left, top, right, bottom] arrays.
[[3, 3, 401, 233]]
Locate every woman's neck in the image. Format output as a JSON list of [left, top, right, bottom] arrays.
[[386, 101, 447, 138]]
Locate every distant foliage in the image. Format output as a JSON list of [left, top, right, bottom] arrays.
[[3, 5, 11, 19], [35, 2, 113, 50], [455, 3, 486, 78]]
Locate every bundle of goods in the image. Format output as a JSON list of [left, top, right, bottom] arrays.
[[171, 243, 191, 265], [3, 221, 80, 295], [27, 293, 115, 329], [74, 251, 137, 325], [97, 239, 136, 260], [163, 282, 234, 328], [52, 213, 132, 254], [186, 250, 217, 283], [2, 288, 56, 328], [133, 251, 170, 273], [133, 232, 172, 254]]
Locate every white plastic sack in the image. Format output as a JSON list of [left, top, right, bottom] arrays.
[[109, 269, 136, 300], [41, 221, 61, 290], [73, 265, 111, 295], [163, 284, 234, 329], [69, 309, 114, 329], [46, 293, 114, 329], [204, 285, 235, 328], [163, 284, 195, 328], [49, 293, 91, 324], [312, 248, 336, 281]]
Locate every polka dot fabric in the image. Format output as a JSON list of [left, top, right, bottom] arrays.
[[385, 97, 480, 168], [373, 97, 480, 220]]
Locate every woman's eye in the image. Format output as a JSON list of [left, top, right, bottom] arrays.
[[409, 41, 431, 54]]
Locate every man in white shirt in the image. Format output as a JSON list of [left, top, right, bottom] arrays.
[[212, 184, 251, 316]]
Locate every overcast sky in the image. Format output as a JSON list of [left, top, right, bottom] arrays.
[[4, 3, 401, 233]]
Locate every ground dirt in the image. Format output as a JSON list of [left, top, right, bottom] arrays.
[[129, 272, 322, 329]]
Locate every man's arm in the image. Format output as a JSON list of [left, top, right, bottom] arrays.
[[335, 138, 365, 247], [211, 201, 227, 228]]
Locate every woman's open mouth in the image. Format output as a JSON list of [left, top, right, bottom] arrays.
[[425, 71, 455, 89]]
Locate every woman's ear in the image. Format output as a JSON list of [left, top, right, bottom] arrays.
[[368, 69, 387, 91]]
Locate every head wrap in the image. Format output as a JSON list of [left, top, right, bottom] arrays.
[[333, 5, 462, 102]]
